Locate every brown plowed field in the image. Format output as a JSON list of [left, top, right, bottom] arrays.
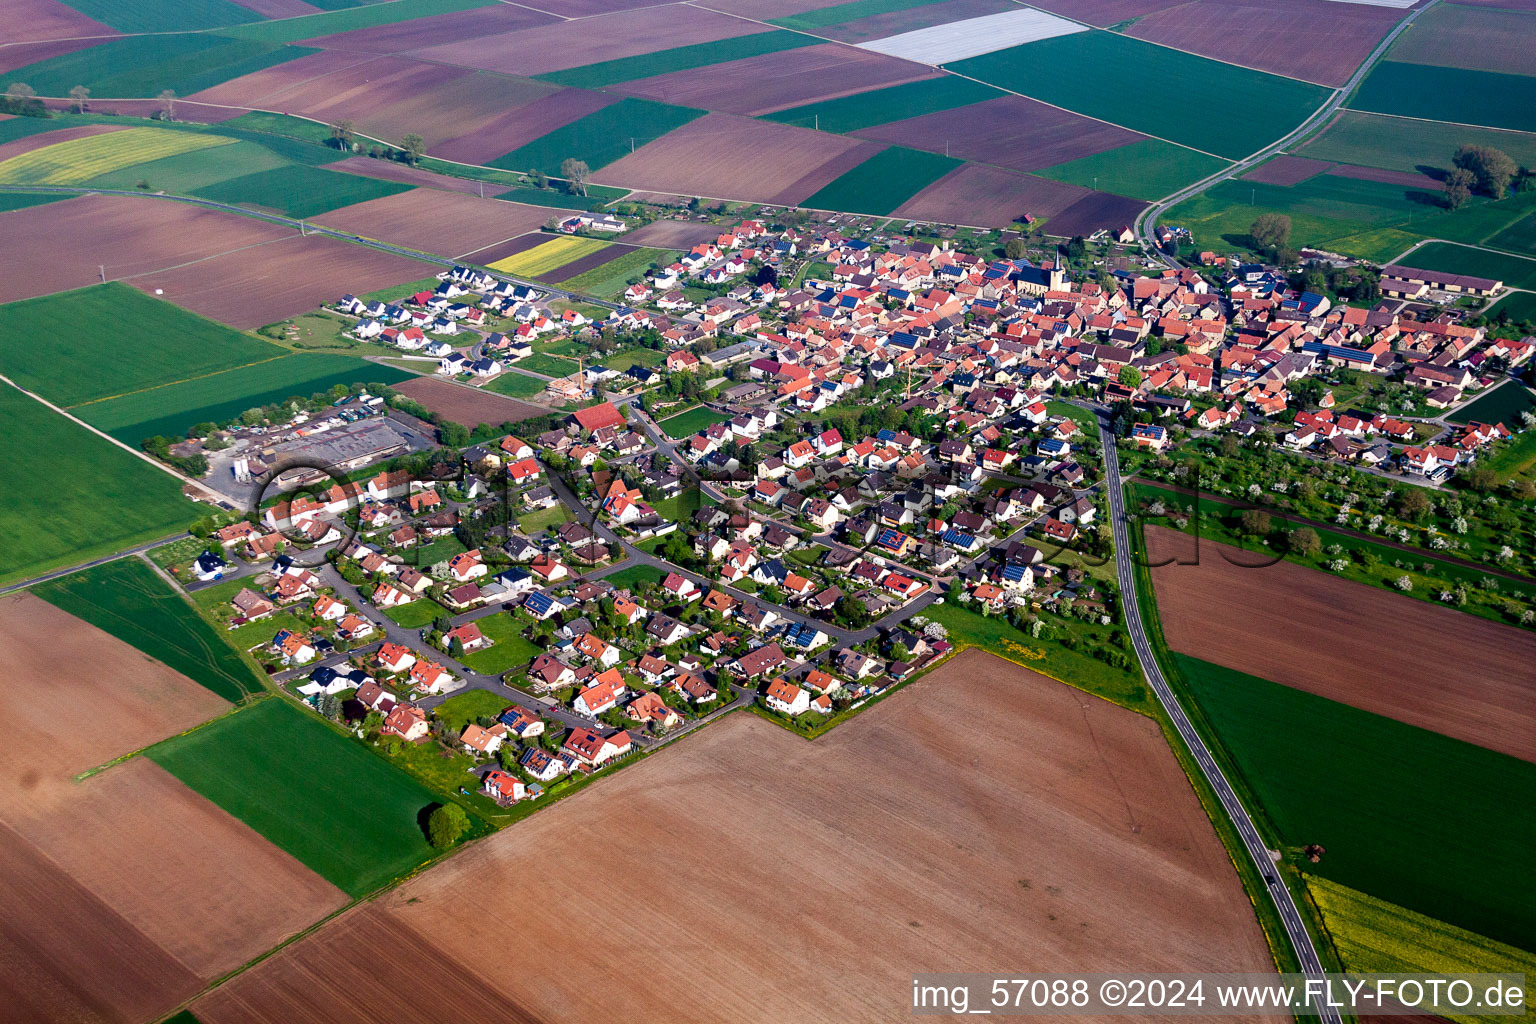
[[318, 188, 561, 258], [1146, 526, 1536, 762], [822, 0, 1016, 42], [621, 218, 722, 247], [127, 233, 437, 329], [1242, 154, 1337, 186], [233, 0, 321, 17], [1027, 0, 1186, 26], [1046, 191, 1150, 236], [0, 36, 104, 73], [327, 155, 509, 195], [1126, 0, 1399, 87], [404, 6, 763, 77], [0, 122, 128, 162], [461, 231, 549, 265], [699, 0, 827, 17], [1325, 163, 1442, 189], [616, 43, 940, 117], [187, 48, 378, 105], [548, 244, 633, 282], [392, 375, 548, 426], [0, 593, 345, 1024], [3, 0, 116, 42], [301, 3, 557, 53], [1387, 3, 1536, 76], [85, 98, 243, 122], [524, 0, 679, 13], [0, 194, 298, 305], [895, 162, 1089, 227], [432, 87, 618, 167], [591, 113, 883, 205], [195, 649, 1272, 1024], [855, 95, 1143, 173]]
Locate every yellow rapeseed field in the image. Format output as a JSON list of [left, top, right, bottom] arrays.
[[0, 127, 235, 186], [487, 235, 607, 277]]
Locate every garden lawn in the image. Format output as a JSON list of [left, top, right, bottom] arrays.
[[1351, 61, 1536, 135], [762, 76, 1001, 133], [659, 404, 730, 437], [32, 557, 262, 703], [600, 564, 666, 592], [408, 533, 469, 571], [515, 352, 578, 377], [539, 31, 818, 89], [75, 353, 415, 444], [1174, 654, 1536, 952], [0, 386, 199, 587], [1447, 380, 1536, 426], [1035, 138, 1229, 201], [950, 30, 1329, 160], [488, 98, 706, 177], [147, 697, 445, 896], [0, 33, 317, 98], [433, 689, 514, 732], [484, 371, 549, 398], [457, 612, 541, 675], [517, 503, 568, 536], [802, 146, 961, 216], [382, 599, 447, 629], [0, 284, 284, 407], [194, 164, 413, 219]]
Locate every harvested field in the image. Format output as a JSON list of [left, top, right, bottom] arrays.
[[893, 161, 1089, 227], [620, 218, 722, 248], [186, 47, 377, 105], [1126, 0, 1400, 87], [818, 0, 1016, 43], [404, 6, 763, 77], [854, 94, 1141, 173], [433, 87, 616, 167], [0, 193, 297, 305], [1047, 190, 1152, 235], [127, 232, 439, 329], [300, 3, 557, 53], [393, 375, 547, 426], [1242, 154, 1337, 186], [1, 0, 117, 42], [1146, 526, 1536, 763], [614, 42, 939, 117], [318, 188, 559, 258], [857, 7, 1086, 64], [194, 649, 1274, 1024], [1387, 2, 1536, 77], [592, 113, 885, 205], [1325, 162, 1442, 189]]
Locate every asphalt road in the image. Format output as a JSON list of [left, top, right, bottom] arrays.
[[1099, 423, 1341, 1023], [1133, 0, 1438, 267]]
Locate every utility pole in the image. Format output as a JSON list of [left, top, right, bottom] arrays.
[[99, 265, 105, 284], [479, 181, 484, 198], [630, 137, 635, 153]]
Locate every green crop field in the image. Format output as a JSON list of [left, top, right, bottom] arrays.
[[1486, 209, 1536, 257], [218, 111, 337, 148], [457, 612, 542, 675], [1399, 241, 1536, 290], [222, 0, 498, 42], [1176, 654, 1536, 952], [1479, 427, 1536, 487], [0, 385, 199, 587], [539, 31, 818, 89], [60, 0, 262, 32], [493, 187, 607, 211], [659, 405, 729, 437], [1485, 290, 1536, 325], [147, 698, 448, 895], [1035, 138, 1229, 201], [803, 146, 960, 216], [558, 246, 672, 297], [1351, 61, 1536, 135], [1, 34, 317, 98], [951, 31, 1329, 160], [769, 0, 946, 30], [81, 139, 292, 193], [77, 352, 414, 444], [762, 76, 1001, 134], [0, 285, 285, 407], [194, 164, 413, 218], [33, 559, 262, 703], [1298, 111, 1536, 178], [489, 98, 706, 176], [1310, 878, 1536, 1020], [0, 191, 67, 212], [1447, 380, 1536, 426], [0, 127, 236, 186]]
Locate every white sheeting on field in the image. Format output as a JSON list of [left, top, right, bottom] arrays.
[[855, 8, 1087, 65]]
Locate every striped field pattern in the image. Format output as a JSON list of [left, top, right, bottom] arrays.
[[0, 127, 235, 185], [486, 235, 609, 277]]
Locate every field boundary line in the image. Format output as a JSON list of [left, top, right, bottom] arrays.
[[75, 692, 272, 781], [67, 353, 294, 409]]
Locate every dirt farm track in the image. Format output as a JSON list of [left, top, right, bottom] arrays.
[[1147, 526, 1536, 763], [193, 649, 1271, 1024]]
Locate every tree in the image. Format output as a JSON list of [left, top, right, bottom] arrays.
[[1004, 238, 1027, 260], [401, 133, 425, 165], [1064, 236, 1087, 262], [1444, 166, 1476, 210], [157, 88, 176, 120], [1239, 508, 1272, 537], [1118, 365, 1143, 388], [5, 82, 34, 101], [330, 118, 354, 150], [1287, 527, 1321, 558], [1454, 144, 1517, 198], [1249, 213, 1291, 250], [438, 420, 470, 448], [68, 84, 89, 112], [531, 168, 548, 189], [426, 803, 470, 848], [561, 157, 591, 197], [1395, 487, 1431, 522]]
